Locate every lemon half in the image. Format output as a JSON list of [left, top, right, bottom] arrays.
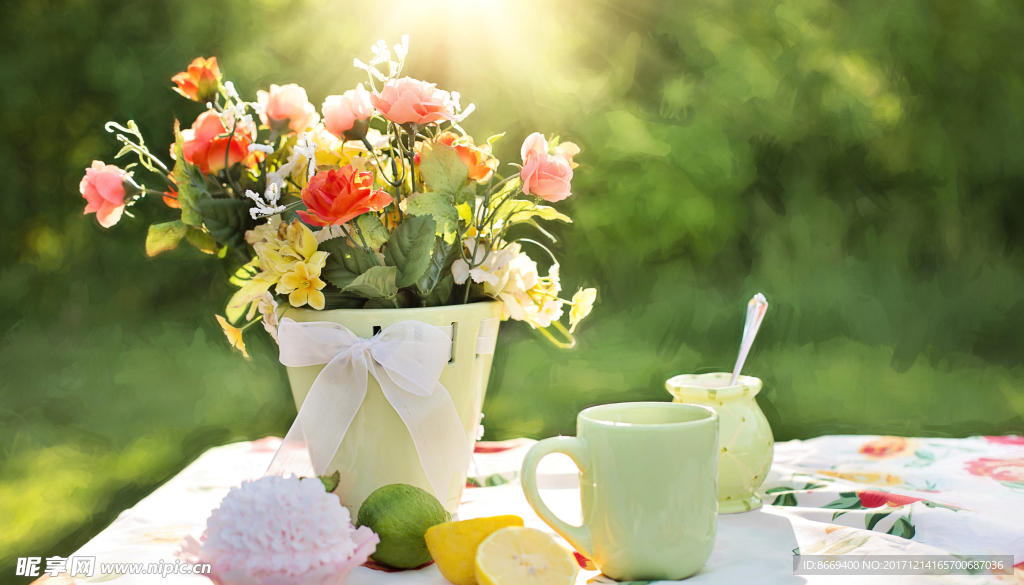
[[425, 515, 524, 585], [474, 527, 578, 585]]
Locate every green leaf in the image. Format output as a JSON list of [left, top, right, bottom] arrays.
[[823, 493, 864, 510], [416, 237, 460, 296], [363, 297, 399, 308], [492, 198, 572, 227], [406, 192, 458, 244], [419, 141, 469, 194], [355, 214, 390, 250], [385, 216, 436, 287], [172, 120, 209, 226], [319, 471, 340, 493], [771, 493, 797, 506], [320, 238, 378, 290], [423, 274, 454, 306], [186, 228, 220, 254], [832, 511, 848, 520], [343, 266, 397, 298], [321, 288, 368, 310], [886, 516, 916, 539], [196, 198, 254, 248], [145, 221, 188, 257], [865, 511, 892, 531]]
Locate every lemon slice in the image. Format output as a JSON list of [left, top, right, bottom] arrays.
[[425, 515, 524, 585], [475, 527, 578, 585]]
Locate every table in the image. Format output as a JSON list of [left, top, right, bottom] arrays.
[[34, 435, 1024, 584]]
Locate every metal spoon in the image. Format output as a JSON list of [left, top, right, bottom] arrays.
[[729, 293, 769, 386]]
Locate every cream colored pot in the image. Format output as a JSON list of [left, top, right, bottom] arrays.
[[283, 301, 501, 515]]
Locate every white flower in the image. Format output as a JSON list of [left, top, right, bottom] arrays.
[[569, 288, 597, 332], [451, 238, 516, 287], [246, 184, 287, 220]]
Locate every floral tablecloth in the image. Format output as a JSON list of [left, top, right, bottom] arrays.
[[35, 435, 1024, 585]]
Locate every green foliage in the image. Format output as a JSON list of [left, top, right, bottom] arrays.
[[171, 122, 208, 227], [320, 238, 378, 290], [145, 221, 188, 257], [385, 216, 436, 287], [343, 265, 398, 299], [406, 192, 459, 243], [197, 198, 254, 249]]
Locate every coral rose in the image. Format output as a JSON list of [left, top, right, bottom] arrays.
[[298, 165, 393, 227], [858, 436, 918, 459], [171, 56, 221, 102], [80, 161, 130, 227], [371, 77, 455, 126], [181, 111, 255, 175], [322, 83, 374, 139], [520, 132, 574, 202], [436, 131, 497, 182], [966, 457, 1024, 482], [257, 83, 319, 133]]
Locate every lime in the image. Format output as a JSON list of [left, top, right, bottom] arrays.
[[357, 483, 450, 569]]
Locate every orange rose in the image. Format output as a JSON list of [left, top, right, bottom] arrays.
[[858, 436, 917, 459], [171, 57, 221, 102], [435, 131, 497, 183], [297, 166, 393, 227], [181, 111, 257, 175]]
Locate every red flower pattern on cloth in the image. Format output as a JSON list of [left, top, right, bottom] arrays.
[[965, 457, 1024, 482], [984, 435, 1024, 446], [856, 490, 923, 508], [859, 436, 917, 459]]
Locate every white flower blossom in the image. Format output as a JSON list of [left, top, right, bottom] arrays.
[[452, 238, 516, 287], [245, 184, 286, 220]]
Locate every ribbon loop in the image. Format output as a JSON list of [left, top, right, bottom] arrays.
[[266, 318, 470, 504]]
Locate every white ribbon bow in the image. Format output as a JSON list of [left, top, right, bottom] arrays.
[[265, 317, 470, 503]]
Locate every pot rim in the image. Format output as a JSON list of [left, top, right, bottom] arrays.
[[282, 299, 501, 318], [665, 372, 762, 403]]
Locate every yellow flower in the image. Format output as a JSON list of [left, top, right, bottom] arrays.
[[215, 314, 249, 358], [277, 261, 327, 310], [569, 288, 597, 333]]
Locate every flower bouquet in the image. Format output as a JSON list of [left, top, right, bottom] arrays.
[[79, 37, 595, 512]]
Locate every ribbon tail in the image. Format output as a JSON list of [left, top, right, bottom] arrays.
[[266, 353, 368, 477], [374, 363, 471, 504]]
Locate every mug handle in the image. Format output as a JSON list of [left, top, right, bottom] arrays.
[[520, 436, 593, 558]]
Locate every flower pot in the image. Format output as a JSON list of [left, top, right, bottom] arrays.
[[665, 373, 774, 513], [283, 301, 502, 515]]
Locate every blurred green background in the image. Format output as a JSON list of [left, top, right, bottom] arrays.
[[3, 0, 1024, 574]]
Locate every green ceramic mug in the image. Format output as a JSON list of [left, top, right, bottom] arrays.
[[520, 402, 719, 582]]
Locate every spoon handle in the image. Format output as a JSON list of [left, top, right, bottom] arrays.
[[730, 293, 769, 386]]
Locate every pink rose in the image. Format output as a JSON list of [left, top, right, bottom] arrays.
[[370, 77, 455, 126], [322, 83, 374, 138], [80, 161, 129, 227], [257, 83, 319, 133], [520, 132, 574, 202]]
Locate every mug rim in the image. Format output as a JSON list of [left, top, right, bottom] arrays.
[[578, 401, 718, 429]]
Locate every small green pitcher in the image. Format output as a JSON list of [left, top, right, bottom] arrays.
[[666, 373, 773, 513]]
